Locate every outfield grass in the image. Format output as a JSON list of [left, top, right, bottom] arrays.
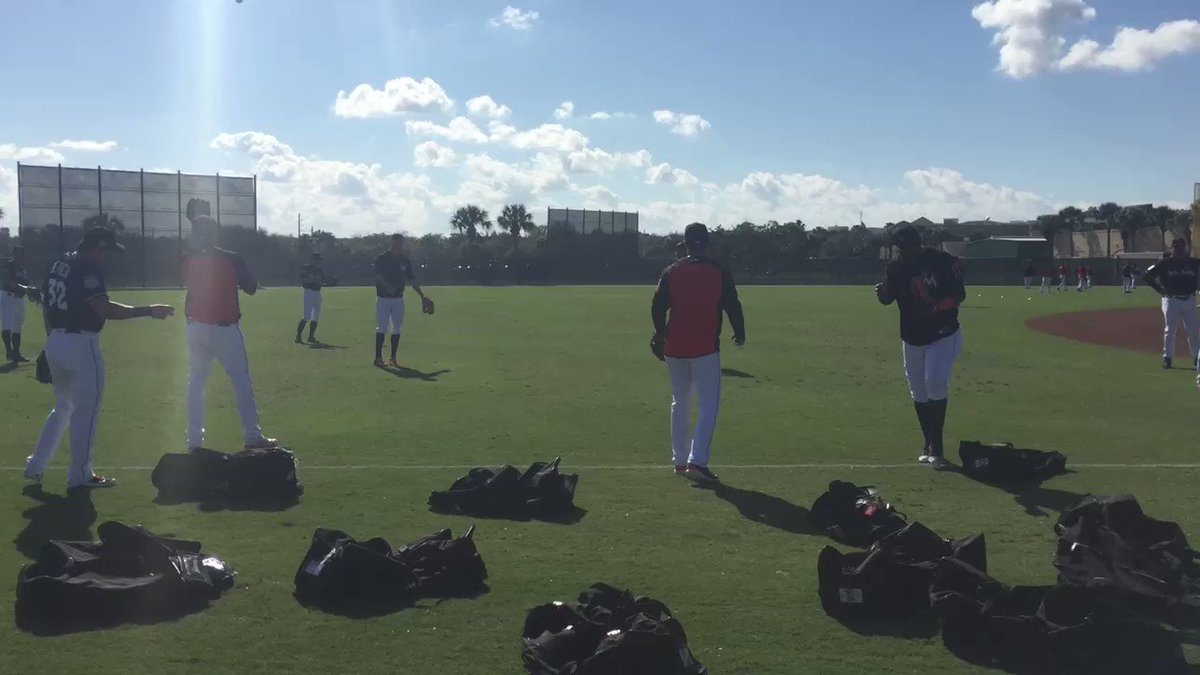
[[2, 284, 1198, 673]]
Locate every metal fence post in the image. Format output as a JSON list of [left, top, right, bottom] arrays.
[[140, 169, 146, 289], [57, 164, 64, 253]]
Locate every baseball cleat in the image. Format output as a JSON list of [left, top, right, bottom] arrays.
[[307, 336, 318, 343], [929, 457, 952, 471], [1163, 357, 1173, 369], [23, 468, 42, 484], [388, 358, 400, 368], [918, 455, 934, 464], [374, 358, 386, 368], [684, 464, 720, 484], [72, 475, 118, 490], [674, 465, 687, 476], [244, 437, 278, 450], [12, 353, 28, 363], [295, 336, 304, 344]]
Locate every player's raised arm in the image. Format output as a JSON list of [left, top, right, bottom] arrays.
[[87, 297, 174, 320], [1143, 262, 1165, 295]]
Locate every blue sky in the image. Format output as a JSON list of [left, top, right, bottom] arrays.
[[1, 0, 1197, 235]]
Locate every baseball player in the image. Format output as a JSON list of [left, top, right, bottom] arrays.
[[2, 245, 39, 362], [296, 252, 324, 344], [1143, 238, 1200, 372], [1023, 262, 1035, 290], [1040, 266, 1053, 294], [24, 227, 174, 488], [650, 223, 746, 484], [373, 234, 431, 368], [1076, 265, 1086, 292], [875, 224, 966, 470], [1057, 264, 1067, 291], [181, 215, 276, 451], [1122, 262, 1136, 293]]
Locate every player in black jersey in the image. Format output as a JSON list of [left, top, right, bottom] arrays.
[[373, 234, 431, 367], [876, 225, 966, 470], [1144, 238, 1200, 373], [25, 228, 174, 489], [296, 252, 325, 344]]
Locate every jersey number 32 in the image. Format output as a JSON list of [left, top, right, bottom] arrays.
[[46, 262, 70, 310]]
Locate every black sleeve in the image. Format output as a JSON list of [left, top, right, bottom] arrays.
[[651, 271, 671, 335], [233, 253, 257, 295], [405, 257, 416, 281], [944, 256, 966, 304], [879, 263, 898, 305], [373, 255, 384, 276], [721, 266, 746, 341]]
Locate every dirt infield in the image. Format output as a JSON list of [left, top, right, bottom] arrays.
[[1026, 307, 1194, 357]]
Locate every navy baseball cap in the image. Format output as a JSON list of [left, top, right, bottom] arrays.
[[683, 222, 709, 248], [80, 227, 125, 252]]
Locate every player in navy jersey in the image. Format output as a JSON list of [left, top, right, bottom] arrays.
[[876, 224, 966, 470], [24, 227, 174, 489]]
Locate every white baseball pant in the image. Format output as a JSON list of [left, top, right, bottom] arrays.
[[187, 321, 264, 448], [302, 289, 322, 322], [1, 291, 25, 330], [376, 296, 406, 334], [903, 330, 963, 403], [666, 351, 722, 467], [1041, 277, 1051, 293], [1024, 277, 1032, 289], [26, 331, 105, 487], [1161, 295, 1199, 364]]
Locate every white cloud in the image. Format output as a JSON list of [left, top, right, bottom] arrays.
[[465, 95, 512, 120], [577, 185, 620, 209], [564, 148, 651, 174], [589, 111, 636, 120], [487, 120, 517, 143], [491, 6, 540, 30], [901, 167, 1052, 221], [50, 139, 118, 152], [1059, 20, 1200, 72], [404, 116, 490, 144], [510, 124, 589, 153], [413, 141, 458, 168], [333, 76, 455, 118], [0, 143, 65, 164], [645, 162, 699, 187], [652, 110, 712, 136], [553, 101, 574, 120], [973, 0, 1200, 77]]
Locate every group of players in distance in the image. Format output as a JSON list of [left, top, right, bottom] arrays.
[[5, 217, 1197, 490]]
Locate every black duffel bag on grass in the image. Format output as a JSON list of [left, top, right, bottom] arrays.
[[958, 441, 1067, 484]]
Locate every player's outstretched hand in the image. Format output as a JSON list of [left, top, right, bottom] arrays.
[[874, 282, 890, 303], [149, 304, 175, 320]]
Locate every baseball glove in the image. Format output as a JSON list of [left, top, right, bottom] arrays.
[[35, 351, 52, 384], [650, 334, 665, 362], [422, 296, 435, 315], [185, 197, 211, 221]]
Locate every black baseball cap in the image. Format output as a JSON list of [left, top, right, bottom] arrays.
[[1171, 238, 1187, 249], [890, 224, 922, 247], [80, 227, 125, 252], [683, 222, 709, 248]]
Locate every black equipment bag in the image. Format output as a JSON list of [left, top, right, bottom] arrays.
[[958, 441, 1067, 484], [16, 521, 235, 633], [522, 583, 707, 675], [931, 557, 1188, 673], [818, 521, 986, 620], [294, 527, 486, 611], [429, 457, 578, 519], [151, 447, 302, 505], [1055, 494, 1200, 625], [809, 480, 908, 547]]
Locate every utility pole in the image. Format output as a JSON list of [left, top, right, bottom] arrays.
[[297, 213, 302, 238]]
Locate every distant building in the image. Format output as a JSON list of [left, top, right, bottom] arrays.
[[961, 237, 1052, 260]]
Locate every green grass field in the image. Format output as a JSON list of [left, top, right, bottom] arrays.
[[2, 284, 1198, 673]]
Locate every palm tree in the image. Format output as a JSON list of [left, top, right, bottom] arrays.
[[1117, 206, 1148, 253], [1151, 205, 1175, 251], [1058, 206, 1083, 258], [449, 205, 492, 243], [1095, 202, 1120, 256], [497, 204, 536, 251], [1037, 213, 1063, 249]]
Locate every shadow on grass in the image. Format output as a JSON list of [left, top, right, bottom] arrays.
[[306, 341, 348, 350], [14, 486, 97, 559], [953, 470, 1084, 519], [0, 362, 21, 374], [721, 368, 756, 379], [295, 585, 491, 619], [833, 611, 940, 639], [383, 366, 451, 381], [699, 483, 819, 536], [427, 505, 588, 526], [152, 494, 301, 513]]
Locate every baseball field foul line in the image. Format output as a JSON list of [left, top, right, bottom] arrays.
[[4, 463, 1200, 471]]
